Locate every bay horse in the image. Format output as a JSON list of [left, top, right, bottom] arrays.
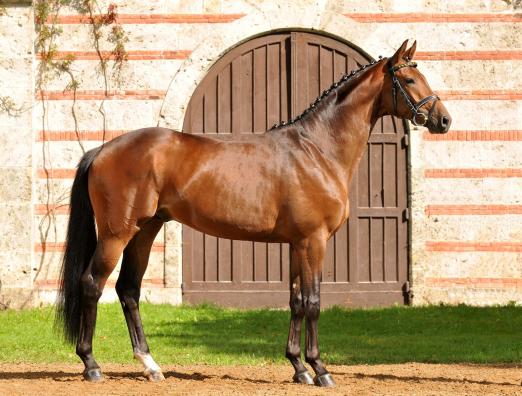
[[56, 40, 451, 386]]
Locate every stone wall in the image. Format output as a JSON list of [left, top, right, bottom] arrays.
[[0, 0, 520, 308]]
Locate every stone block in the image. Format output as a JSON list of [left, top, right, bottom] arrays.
[[0, 167, 31, 203]]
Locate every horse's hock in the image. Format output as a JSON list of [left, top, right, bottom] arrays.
[[0, 1, 521, 308]]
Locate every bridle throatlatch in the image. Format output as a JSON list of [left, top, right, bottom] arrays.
[[388, 60, 439, 127]]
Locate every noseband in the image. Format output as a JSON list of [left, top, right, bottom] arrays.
[[388, 60, 439, 126]]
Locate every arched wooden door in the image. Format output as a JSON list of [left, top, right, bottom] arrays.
[[182, 31, 410, 307]]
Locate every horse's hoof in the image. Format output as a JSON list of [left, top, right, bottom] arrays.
[[314, 372, 336, 387], [144, 369, 165, 382], [83, 368, 103, 382], [293, 370, 314, 385]]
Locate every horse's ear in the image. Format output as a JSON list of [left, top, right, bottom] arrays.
[[389, 39, 409, 65], [405, 40, 417, 61]]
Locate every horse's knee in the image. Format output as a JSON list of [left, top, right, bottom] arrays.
[[303, 295, 320, 319], [289, 294, 305, 318]]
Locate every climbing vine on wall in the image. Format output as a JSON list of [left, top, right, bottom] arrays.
[[33, 0, 129, 283]]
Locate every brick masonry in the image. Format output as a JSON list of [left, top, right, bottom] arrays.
[[0, 0, 521, 308]]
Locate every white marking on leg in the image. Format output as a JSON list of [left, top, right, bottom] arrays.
[[135, 353, 161, 373]]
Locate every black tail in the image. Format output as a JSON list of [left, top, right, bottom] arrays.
[[56, 148, 100, 344]]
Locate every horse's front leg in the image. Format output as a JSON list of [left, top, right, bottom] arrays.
[[300, 235, 336, 387]]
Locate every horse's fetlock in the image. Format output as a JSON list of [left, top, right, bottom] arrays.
[[305, 350, 320, 364], [76, 342, 92, 358], [286, 346, 301, 360]]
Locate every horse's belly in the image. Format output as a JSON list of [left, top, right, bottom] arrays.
[[161, 177, 283, 241]]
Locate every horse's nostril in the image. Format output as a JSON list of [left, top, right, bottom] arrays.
[[441, 116, 449, 127]]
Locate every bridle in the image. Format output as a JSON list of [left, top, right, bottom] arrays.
[[388, 60, 439, 126]]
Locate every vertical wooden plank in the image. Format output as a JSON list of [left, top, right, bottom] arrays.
[[218, 238, 232, 282], [204, 234, 218, 281], [187, 97, 203, 133], [268, 243, 281, 282], [232, 239, 242, 283], [281, 243, 290, 285], [370, 218, 384, 282], [384, 143, 397, 207], [231, 58, 242, 135], [253, 46, 267, 133], [334, 223, 348, 282], [384, 218, 398, 282], [267, 43, 280, 128], [358, 218, 370, 282], [333, 51, 347, 80], [307, 43, 320, 104], [241, 241, 254, 282], [281, 37, 290, 122], [182, 228, 193, 284], [323, 238, 335, 282], [254, 242, 267, 281], [347, 56, 357, 75], [370, 143, 384, 207], [319, 46, 333, 90], [240, 51, 253, 133], [357, 149, 369, 207], [217, 64, 232, 134], [203, 78, 217, 133], [190, 230, 204, 282]]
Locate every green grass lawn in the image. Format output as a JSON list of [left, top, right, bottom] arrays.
[[0, 303, 521, 365]]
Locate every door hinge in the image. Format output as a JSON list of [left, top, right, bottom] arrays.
[[402, 134, 409, 148], [402, 208, 410, 222]]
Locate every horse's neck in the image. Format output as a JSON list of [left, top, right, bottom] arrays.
[[306, 65, 384, 181]]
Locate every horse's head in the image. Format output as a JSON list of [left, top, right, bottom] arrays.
[[382, 40, 451, 134]]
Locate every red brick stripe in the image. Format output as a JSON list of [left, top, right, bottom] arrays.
[[35, 242, 165, 253], [438, 90, 522, 100], [38, 130, 127, 142], [52, 13, 245, 24], [424, 168, 522, 178], [416, 50, 522, 60], [37, 90, 165, 100], [35, 278, 165, 288], [36, 90, 520, 101], [48, 202, 519, 217], [426, 241, 522, 252], [425, 205, 522, 216], [35, 204, 70, 215], [37, 168, 76, 179], [425, 277, 522, 289], [344, 12, 522, 23], [37, 168, 522, 180], [38, 50, 522, 62], [37, 50, 191, 61], [424, 130, 522, 141]]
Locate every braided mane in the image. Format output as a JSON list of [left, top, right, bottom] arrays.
[[269, 56, 383, 130]]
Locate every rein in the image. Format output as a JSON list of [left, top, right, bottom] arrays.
[[388, 60, 439, 126]]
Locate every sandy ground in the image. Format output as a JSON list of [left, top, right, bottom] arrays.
[[0, 363, 521, 395]]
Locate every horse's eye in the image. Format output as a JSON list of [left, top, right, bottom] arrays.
[[405, 78, 415, 84]]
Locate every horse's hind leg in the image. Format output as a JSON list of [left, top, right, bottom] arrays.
[[116, 218, 164, 381], [286, 245, 314, 385], [77, 237, 129, 381]]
